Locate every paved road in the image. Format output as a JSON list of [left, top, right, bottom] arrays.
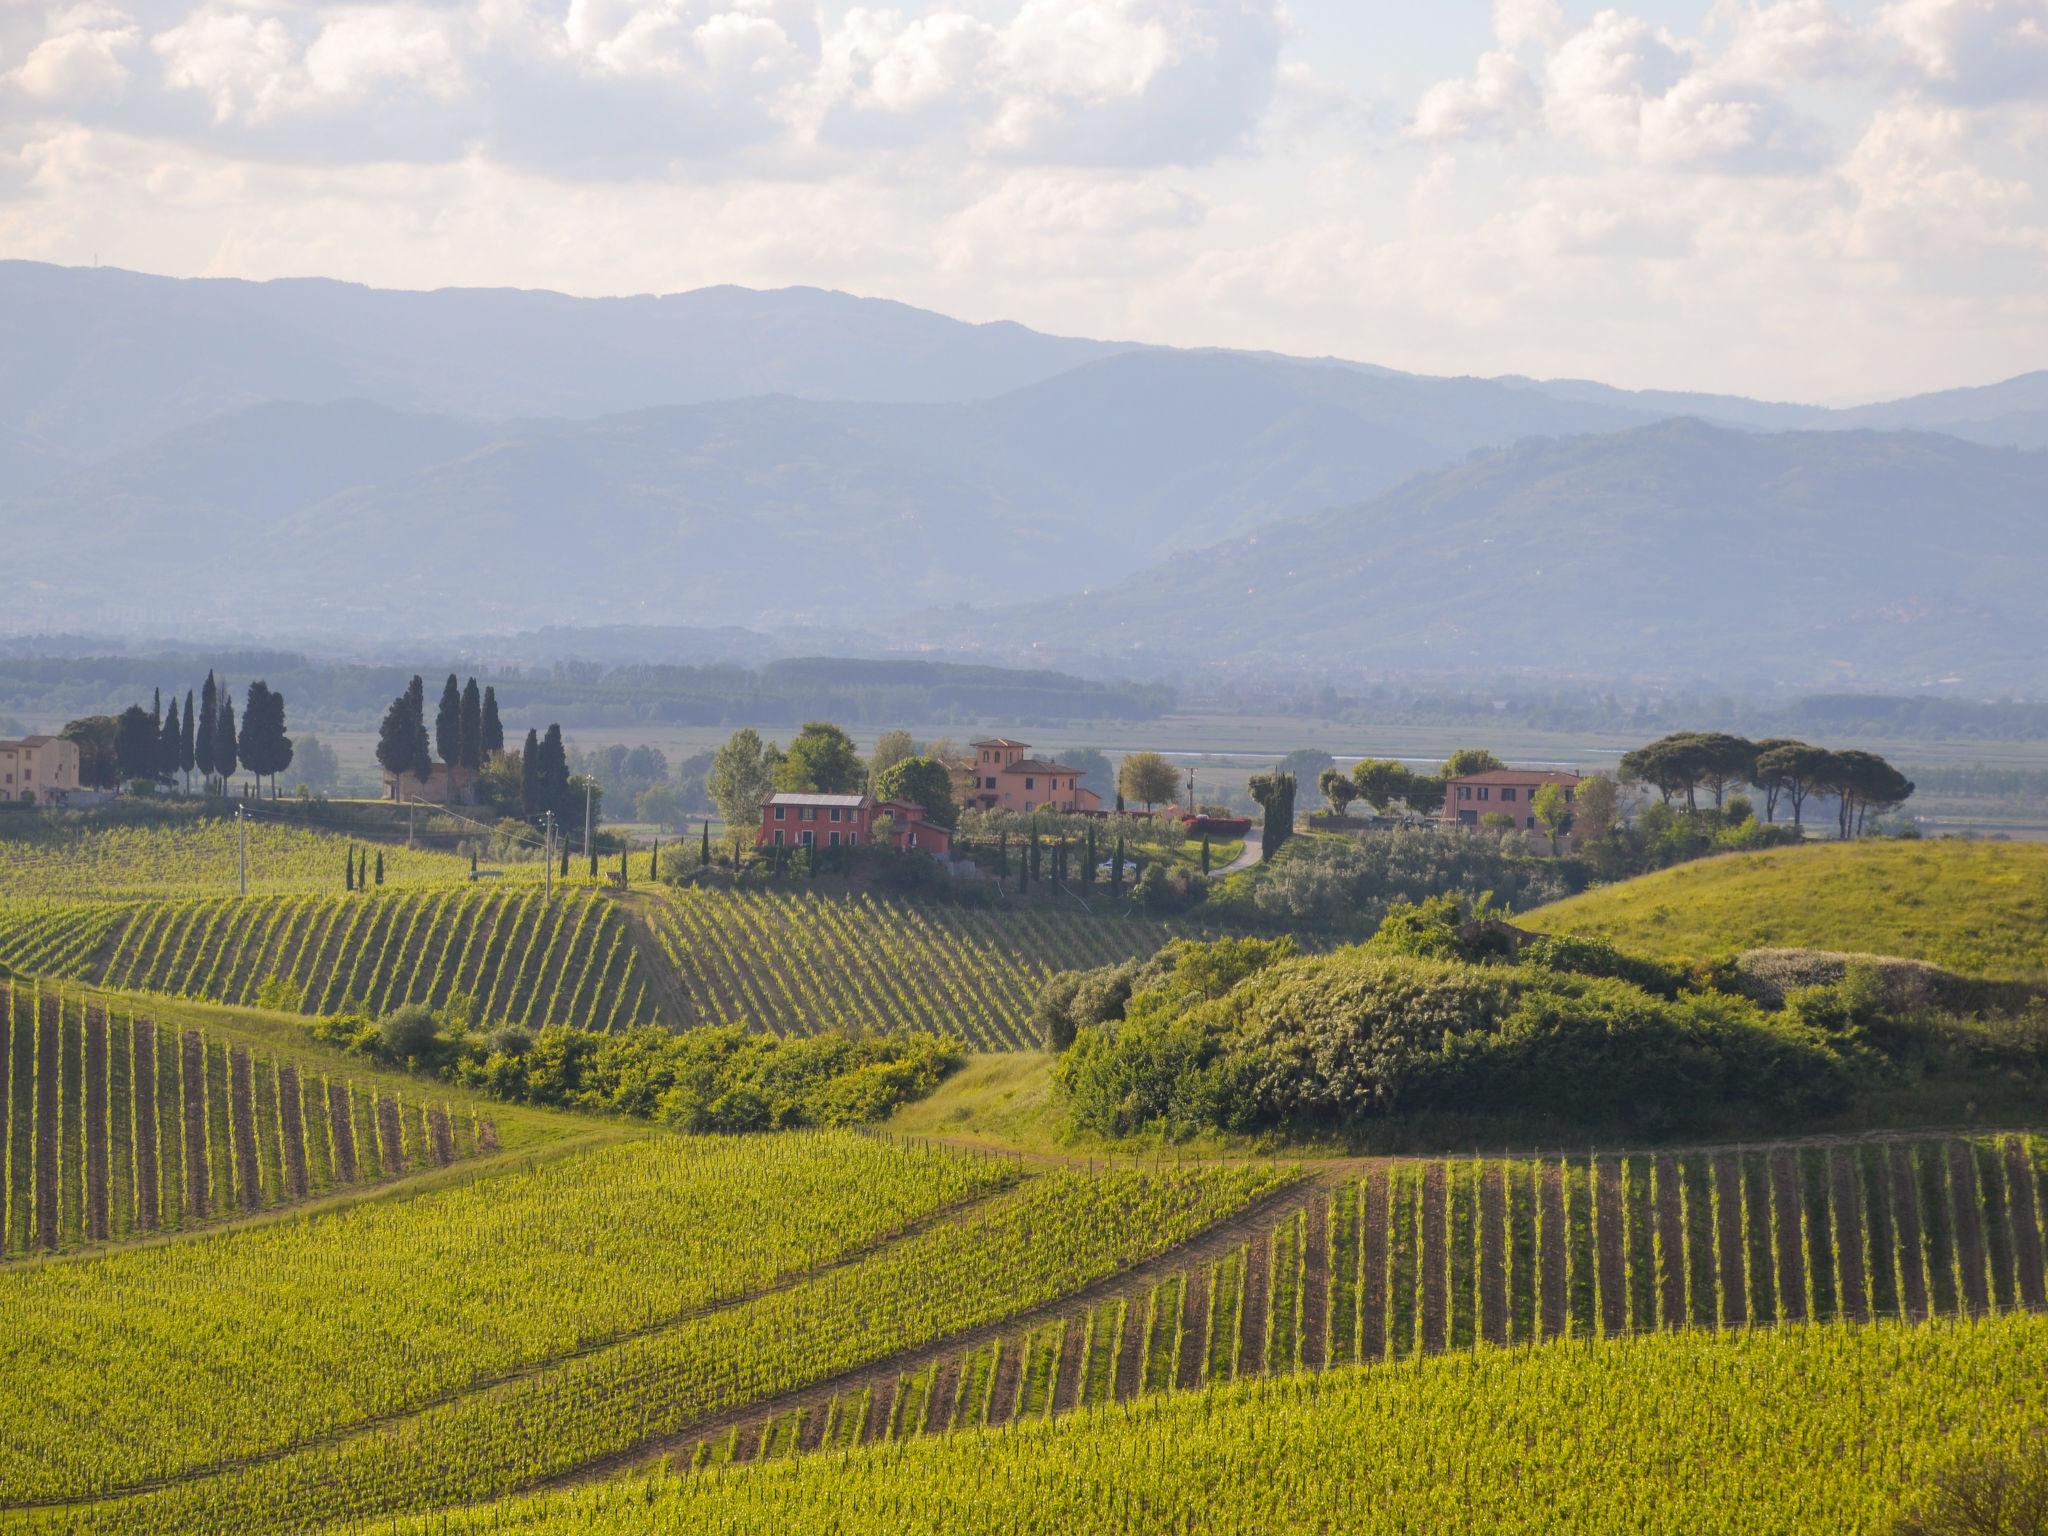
[[1215, 830, 1262, 875]]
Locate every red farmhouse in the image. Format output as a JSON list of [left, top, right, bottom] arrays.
[[757, 792, 953, 857]]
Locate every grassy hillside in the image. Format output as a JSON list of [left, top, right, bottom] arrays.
[[359, 1312, 2048, 1536], [1521, 838, 2048, 977]]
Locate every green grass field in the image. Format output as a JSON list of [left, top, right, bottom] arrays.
[[1521, 838, 2048, 977]]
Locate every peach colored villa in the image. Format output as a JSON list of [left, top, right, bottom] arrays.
[[1441, 768, 1582, 832], [951, 739, 1101, 816], [0, 735, 82, 805]]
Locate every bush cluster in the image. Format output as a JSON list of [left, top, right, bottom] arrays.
[[1042, 899, 2048, 1143], [312, 1005, 960, 1132]]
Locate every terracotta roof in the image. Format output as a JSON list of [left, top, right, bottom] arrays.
[[0, 736, 60, 748], [970, 738, 1030, 749], [1000, 758, 1080, 775], [762, 792, 870, 808], [1444, 769, 1582, 786]]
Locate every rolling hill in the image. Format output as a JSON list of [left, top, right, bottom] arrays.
[[995, 420, 2048, 691], [1519, 838, 2048, 977]]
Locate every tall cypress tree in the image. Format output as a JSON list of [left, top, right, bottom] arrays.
[[481, 687, 503, 757], [180, 690, 196, 792], [700, 820, 711, 865], [151, 688, 162, 747], [434, 674, 462, 777], [242, 682, 271, 796], [196, 671, 218, 790], [537, 724, 570, 826], [157, 697, 181, 786], [374, 850, 384, 886], [346, 846, 355, 891], [520, 728, 540, 820], [216, 693, 238, 787], [459, 678, 482, 772]]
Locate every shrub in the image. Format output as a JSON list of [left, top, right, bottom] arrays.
[[1894, 1434, 2048, 1536], [379, 1004, 441, 1063], [1520, 933, 1686, 999]]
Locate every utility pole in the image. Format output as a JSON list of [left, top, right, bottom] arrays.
[[237, 806, 247, 897]]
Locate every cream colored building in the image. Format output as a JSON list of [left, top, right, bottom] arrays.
[[0, 735, 83, 804]]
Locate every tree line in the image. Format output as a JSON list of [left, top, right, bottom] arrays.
[[60, 671, 295, 797], [1619, 732, 1914, 838]]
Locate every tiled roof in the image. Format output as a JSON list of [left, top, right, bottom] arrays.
[[1444, 769, 1582, 785], [970, 738, 1031, 749], [1001, 758, 1079, 775], [762, 792, 870, 808]]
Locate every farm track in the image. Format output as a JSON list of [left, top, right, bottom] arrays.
[[0, 1173, 1030, 1512], [550, 1168, 1322, 1489]]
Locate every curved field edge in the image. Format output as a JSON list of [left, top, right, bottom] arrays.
[[354, 1312, 2048, 1536], [1519, 839, 2048, 978], [4, 1164, 1296, 1535], [0, 1136, 1024, 1504]]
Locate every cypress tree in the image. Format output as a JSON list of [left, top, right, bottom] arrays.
[[216, 694, 238, 787], [1201, 837, 1211, 875], [619, 848, 628, 882], [701, 821, 711, 865], [520, 728, 540, 820], [197, 671, 218, 789], [346, 847, 355, 891], [471, 847, 478, 874], [359, 848, 368, 890], [180, 690, 196, 792], [559, 838, 569, 878], [481, 687, 504, 757], [649, 840, 658, 880], [374, 850, 384, 886], [434, 674, 462, 777], [459, 678, 482, 772], [151, 688, 162, 748], [158, 697, 181, 786]]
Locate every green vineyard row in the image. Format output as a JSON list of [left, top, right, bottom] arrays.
[[642, 889, 1201, 1049], [0, 886, 1217, 1047], [687, 1134, 2048, 1466], [0, 983, 496, 1258], [0, 889, 655, 1032]]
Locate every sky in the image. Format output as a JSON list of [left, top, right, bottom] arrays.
[[1, 0, 2043, 402]]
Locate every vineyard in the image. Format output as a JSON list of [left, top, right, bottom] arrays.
[[648, 1132, 2048, 1466], [0, 982, 497, 1258], [0, 1132, 1017, 1500], [0, 889, 657, 1031], [360, 1313, 2048, 1536], [0, 816, 538, 899], [0, 1160, 1288, 1534], [641, 889, 1208, 1047]]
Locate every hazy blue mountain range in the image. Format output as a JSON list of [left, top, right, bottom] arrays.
[[3, 261, 2043, 687], [979, 421, 2048, 691]]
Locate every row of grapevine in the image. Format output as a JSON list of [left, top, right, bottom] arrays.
[[0, 817, 541, 899], [644, 889, 1205, 1047], [710, 1133, 2047, 1466], [9, 1165, 1291, 1533], [350, 1314, 2048, 1536], [0, 890, 654, 1033], [0, 981, 497, 1258]]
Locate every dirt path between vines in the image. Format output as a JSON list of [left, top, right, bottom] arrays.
[[612, 891, 695, 1030]]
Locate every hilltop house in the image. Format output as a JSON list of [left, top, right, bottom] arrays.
[[1442, 768, 1581, 832], [0, 735, 82, 805], [757, 792, 952, 857], [382, 763, 479, 806], [951, 739, 1101, 815]]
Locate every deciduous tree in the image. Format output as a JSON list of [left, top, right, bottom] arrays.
[[708, 727, 782, 829], [1118, 750, 1179, 812], [874, 756, 957, 828], [775, 721, 864, 794]]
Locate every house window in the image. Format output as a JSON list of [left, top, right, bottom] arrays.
[[846, 832, 856, 846], [774, 806, 786, 820], [907, 831, 918, 847], [1527, 816, 1538, 829], [801, 807, 815, 820], [1025, 777, 1035, 790], [1458, 810, 1477, 826], [773, 829, 784, 845], [830, 808, 842, 822], [983, 777, 996, 790], [1501, 787, 1517, 802], [800, 830, 814, 847], [1564, 788, 1574, 802], [1477, 787, 1490, 800], [829, 831, 841, 847], [1458, 786, 1471, 800]]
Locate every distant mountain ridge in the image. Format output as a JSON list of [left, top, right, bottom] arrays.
[[980, 420, 2048, 691]]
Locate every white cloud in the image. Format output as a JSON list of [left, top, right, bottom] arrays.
[[152, 7, 301, 123], [9, 9, 138, 102], [1882, 0, 2048, 101], [1494, 0, 1566, 52], [1408, 51, 1540, 142], [302, 9, 465, 105]]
